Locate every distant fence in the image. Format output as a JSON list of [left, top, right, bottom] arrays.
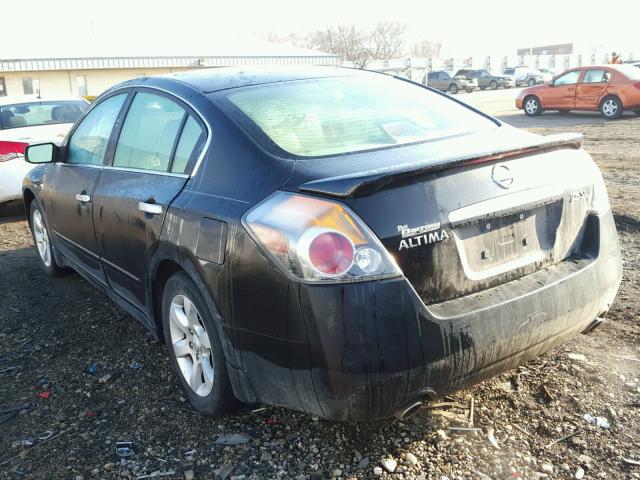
[[366, 51, 638, 79]]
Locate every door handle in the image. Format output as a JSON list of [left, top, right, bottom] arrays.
[[76, 194, 91, 203], [138, 202, 163, 215]]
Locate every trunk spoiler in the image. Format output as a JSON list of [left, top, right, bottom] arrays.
[[298, 133, 583, 199]]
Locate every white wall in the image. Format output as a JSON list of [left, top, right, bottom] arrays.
[[0, 67, 193, 97]]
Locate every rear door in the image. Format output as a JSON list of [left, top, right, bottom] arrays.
[[544, 69, 581, 109], [92, 89, 207, 310], [45, 93, 128, 282], [575, 69, 611, 110]]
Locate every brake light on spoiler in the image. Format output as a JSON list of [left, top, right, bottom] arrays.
[[0, 141, 28, 162]]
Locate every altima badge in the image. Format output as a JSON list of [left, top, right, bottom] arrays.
[[397, 222, 449, 251]]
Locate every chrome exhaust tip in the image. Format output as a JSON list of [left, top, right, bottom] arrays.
[[582, 316, 605, 334], [393, 401, 423, 420]]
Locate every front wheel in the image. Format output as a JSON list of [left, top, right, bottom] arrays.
[[524, 96, 542, 116], [448, 84, 459, 94], [466, 88, 474, 93], [490, 80, 498, 90], [600, 96, 623, 119], [29, 200, 64, 276], [162, 271, 235, 415]]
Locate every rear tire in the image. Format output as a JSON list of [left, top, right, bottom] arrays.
[[29, 200, 64, 276], [466, 88, 474, 93], [479, 86, 486, 91], [490, 80, 498, 90], [523, 96, 542, 117], [448, 83, 459, 94], [162, 271, 235, 415], [600, 95, 623, 119], [527, 78, 536, 87]]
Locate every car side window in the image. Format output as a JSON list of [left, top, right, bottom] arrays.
[[582, 70, 609, 83], [113, 92, 185, 172], [171, 115, 205, 174], [67, 94, 126, 166], [554, 70, 581, 85]]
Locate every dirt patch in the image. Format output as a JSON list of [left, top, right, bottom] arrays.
[[1, 117, 639, 480]]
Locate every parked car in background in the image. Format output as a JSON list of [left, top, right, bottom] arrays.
[[455, 69, 514, 90], [23, 68, 621, 420], [425, 70, 476, 93], [538, 68, 557, 83], [0, 95, 88, 204], [503, 67, 544, 87], [516, 65, 640, 118]]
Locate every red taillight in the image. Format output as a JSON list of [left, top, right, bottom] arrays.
[[245, 192, 401, 282], [308, 231, 354, 275], [0, 141, 28, 162], [0, 140, 28, 155], [634, 82, 640, 90]]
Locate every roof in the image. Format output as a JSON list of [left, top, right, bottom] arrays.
[[0, 94, 88, 106], [0, 38, 340, 73], [154, 66, 365, 93]]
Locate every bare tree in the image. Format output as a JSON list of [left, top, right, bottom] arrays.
[[306, 24, 371, 68], [369, 22, 407, 60], [265, 22, 442, 69], [412, 40, 442, 59]]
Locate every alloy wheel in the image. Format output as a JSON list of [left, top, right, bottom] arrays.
[[32, 209, 52, 267], [601, 99, 619, 118], [525, 98, 539, 115], [169, 294, 214, 396]]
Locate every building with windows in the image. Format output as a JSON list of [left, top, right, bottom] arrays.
[[0, 42, 340, 98]]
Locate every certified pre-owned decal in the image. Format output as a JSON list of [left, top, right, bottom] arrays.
[[397, 222, 449, 251]]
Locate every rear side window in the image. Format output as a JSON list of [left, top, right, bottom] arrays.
[[67, 94, 126, 165], [171, 115, 205, 174], [113, 92, 185, 172], [224, 75, 496, 158], [0, 100, 86, 130], [582, 70, 610, 83]]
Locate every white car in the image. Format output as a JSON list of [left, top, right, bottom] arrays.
[[0, 95, 88, 204]]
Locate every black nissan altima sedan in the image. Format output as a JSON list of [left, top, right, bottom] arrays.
[[22, 67, 622, 420]]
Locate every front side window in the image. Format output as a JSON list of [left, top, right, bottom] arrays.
[[0, 101, 87, 130], [554, 70, 581, 85], [223, 75, 496, 158], [67, 94, 126, 165], [113, 92, 185, 172], [582, 70, 610, 83]]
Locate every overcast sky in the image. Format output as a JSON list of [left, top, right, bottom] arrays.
[[3, 0, 639, 58]]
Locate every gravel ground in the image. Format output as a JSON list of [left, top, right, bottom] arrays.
[[1, 115, 639, 480]]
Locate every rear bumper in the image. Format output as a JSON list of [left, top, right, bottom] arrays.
[[0, 158, 33, 204], [235, 213, 621, 420]]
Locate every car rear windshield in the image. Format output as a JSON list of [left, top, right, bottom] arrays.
[[223, 75, 497, 157], [0, 100, 87, 130]]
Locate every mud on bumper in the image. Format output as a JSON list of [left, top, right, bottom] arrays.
[[232, 213, 621, 420]]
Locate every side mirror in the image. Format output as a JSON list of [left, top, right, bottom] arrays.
[[25, 143, 56, 164]]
